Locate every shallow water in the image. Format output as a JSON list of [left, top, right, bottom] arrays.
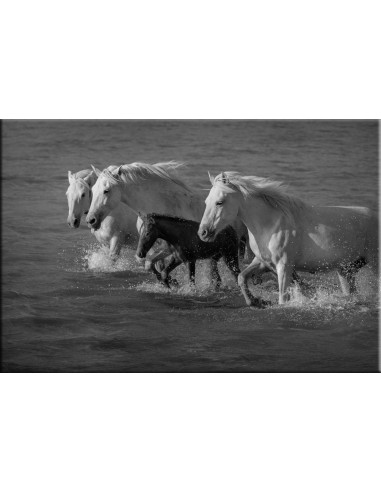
[[2, 120, 379, 372]]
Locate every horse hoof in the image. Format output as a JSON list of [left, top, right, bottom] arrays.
[[260, 299, 272, 308], [247, 296, 270, 309], [168, 278, 179, 288]]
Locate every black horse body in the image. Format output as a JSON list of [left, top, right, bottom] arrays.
[[136, 214, 240, 287]]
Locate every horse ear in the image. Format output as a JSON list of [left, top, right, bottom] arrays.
[[68, 171, 74, 183], [91, 165, 101, 177], [110, 165, 123, 178], [208, 171, 215, 184], [136, 215, 144, 234], [83, 173, 95, 187], [221, 172, 229, 184]]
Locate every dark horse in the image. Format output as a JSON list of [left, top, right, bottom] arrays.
[[136, 214, 240, 288]]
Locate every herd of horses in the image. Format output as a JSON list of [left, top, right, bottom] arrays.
[[66, 161, 378, 308]]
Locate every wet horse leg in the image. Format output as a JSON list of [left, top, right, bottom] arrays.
[[337, 270, 353, 295], [222, 252, 240, 282], [188, 261, 196, 284], [144, 242, 173, 272], [109, 236, 122, 261], [276, 261, 294, 304], [337, 257, 366, 295], [144, 244, 180, 286], [159, 255, 183, 288], [238, 257, 270, 308], [210, 257, 222, 289]]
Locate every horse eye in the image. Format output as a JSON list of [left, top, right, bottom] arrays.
[[104, 189, 109, 194], [216, 201, 223, 206], [81, 193, 85, 198]]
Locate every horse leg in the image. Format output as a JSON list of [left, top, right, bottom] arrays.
[[337, 258, 366, 295], [223, 252, 240, 282], [238, 258, 270, 308], [151, 263, 166, 283], [276, 261, 293, 304], [109, 236, 122, 261], [159, 255, 183, 288], [188, 261, 196, 284], [337, 270, 354, 296], [239, 236, 246, 259], [144, 248, 170, 271], [145, 248, 180, 288], [144, 243, 173, 272], [210, 258, 222, 289], [248, 260, 274, 285], [243, 241, 255, 265]]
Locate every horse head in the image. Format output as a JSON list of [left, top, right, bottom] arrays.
[[66, 170, 94, 228], [135, 214, 159, 261]]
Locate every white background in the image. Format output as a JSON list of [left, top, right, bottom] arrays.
[[1, 1, 380, 491]]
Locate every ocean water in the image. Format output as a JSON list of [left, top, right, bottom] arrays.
[[2, 120, 379, 372]]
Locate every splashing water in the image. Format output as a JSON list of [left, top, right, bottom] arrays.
[[85, 245, 142, 273], [78, 243, 379, 316]]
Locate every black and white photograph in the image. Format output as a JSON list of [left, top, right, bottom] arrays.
[[1, 2, 380, 491], [2, 120, 379, 372]]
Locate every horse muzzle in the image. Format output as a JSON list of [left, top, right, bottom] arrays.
[[67, 217, 80, 228], [86, 214, 101, 230], [198, 227, 216, 242]]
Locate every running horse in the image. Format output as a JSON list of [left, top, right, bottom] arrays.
[[198, 171, 378, 307], [66, 168, 140, 259], [136, 213, 240, 288], [86, 161, 249, 285]]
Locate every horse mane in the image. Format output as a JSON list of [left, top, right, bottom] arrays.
[[214, 172, 305, 217], [101, 161, 192, 192], [73, 169, 93, 180], [145, 213, 195, 225], [66, 169, 95, 196]]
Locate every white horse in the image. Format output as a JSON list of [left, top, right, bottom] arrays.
[[86, 161, 250, 285], [66, 169, 140, 259], [198, 171, 378, 307]]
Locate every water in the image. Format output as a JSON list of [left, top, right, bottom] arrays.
[[2, 120, 379, 372]]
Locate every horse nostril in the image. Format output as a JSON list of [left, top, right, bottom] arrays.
[[201, 229, 208, 238], [74, 218, 79, 226], [89, 218, 96, 225]]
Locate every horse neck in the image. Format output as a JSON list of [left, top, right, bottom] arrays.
[[120, 179, 197, 219], [152, 218, 182, 245], [238, 195, 283, 235]]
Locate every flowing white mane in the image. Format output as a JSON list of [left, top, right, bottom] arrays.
[[101, 161, 192, 192], [73, 169, 92, 180], [68, 169, 93, 192], [213, 172, 305, 216]]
